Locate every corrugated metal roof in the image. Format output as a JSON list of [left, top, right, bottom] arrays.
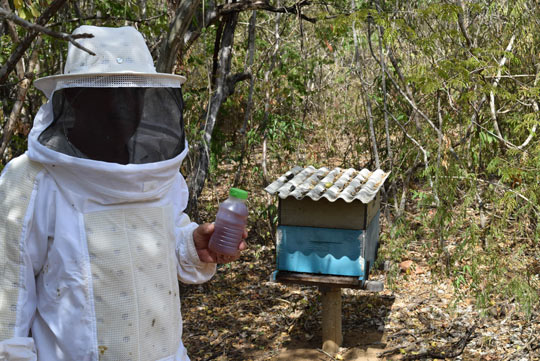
[[264, 166, 389, 204]]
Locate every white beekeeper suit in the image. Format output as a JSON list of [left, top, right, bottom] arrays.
[[0, 26, 216, 361]]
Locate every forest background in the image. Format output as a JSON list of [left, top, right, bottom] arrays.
[[1, 0, 539, 359]]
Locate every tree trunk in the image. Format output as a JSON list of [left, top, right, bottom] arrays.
[[261, 2, 281, 186], [352, 20, 379, 169], [156, 0, 201, 73], [364, 91, 380, 169], [234, 10, 257, 187], [375, 1, 394, 223], [186, 10, 243, 218]]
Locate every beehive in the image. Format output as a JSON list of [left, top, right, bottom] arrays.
[[265, 166, 389, 284]]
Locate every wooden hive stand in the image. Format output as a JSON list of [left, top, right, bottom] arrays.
[[274, 271, 383, 354]]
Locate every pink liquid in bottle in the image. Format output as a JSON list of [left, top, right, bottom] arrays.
[[208, 188, 248, 256]]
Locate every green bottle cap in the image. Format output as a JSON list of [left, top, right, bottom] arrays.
[[230, 188, 248, 200]]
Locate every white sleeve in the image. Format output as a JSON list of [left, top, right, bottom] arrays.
[[174, 212, 216, 284], [0, 337, 37, 361], [0, 156, 48, 360]]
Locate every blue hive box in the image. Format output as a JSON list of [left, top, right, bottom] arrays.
[[276, 210, 380, 280]]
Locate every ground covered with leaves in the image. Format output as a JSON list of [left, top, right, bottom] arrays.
[[179, 154, 539, 360], [180, 235, 539, 361]]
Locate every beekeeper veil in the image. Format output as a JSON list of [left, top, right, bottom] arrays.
[[34, 25, 187, 165]]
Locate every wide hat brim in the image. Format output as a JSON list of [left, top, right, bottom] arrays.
[[34, 71, 187, 98]]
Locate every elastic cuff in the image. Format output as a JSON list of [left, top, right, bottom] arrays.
[[0, 337, 37, 361], [183, 222, 204, 265]]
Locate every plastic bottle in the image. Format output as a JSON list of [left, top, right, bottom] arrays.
[[208, 188, 248, 256]]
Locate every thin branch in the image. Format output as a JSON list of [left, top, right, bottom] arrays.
[[218, 0, 316, 23], [470, 118, 516, 148], [490, 34, 515, 145], [0, 7, 96, 55], [456, 0, 473, 48], [443, 175, 540, 218], [0, 38, 42, 157], [388, 108, 441, 209], [47, 13, 167, 28], [316, 348, 337, 360], [484, 49, 537, 152], [388, 111, 428, 172], [366, 10, 380, 65], [383, 64, 460, 160], [1, 0, 23, 78], [364, 92, 380, 168], [515, 124, 537, 150], [514, 82, 539, 150], [483, 74, 537, 78], [0, 0, 69, 84]]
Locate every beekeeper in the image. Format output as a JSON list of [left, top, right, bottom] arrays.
[[0, 25, 245, 361]]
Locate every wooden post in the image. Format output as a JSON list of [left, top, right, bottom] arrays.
[[321, 286, 342, 354]]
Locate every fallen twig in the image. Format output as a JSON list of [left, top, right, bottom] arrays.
[[501, 334, 539, 361], [378, 343, 417, 357], [386, 329, 418, 341], [316, 348, 337, 360], [380, 323, 477, 360], [401, 324, 477, 360]]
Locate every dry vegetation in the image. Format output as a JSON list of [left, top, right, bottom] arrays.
[[1, 1, 539, 360], [182, 170, 540, 361], [182, 110, 539, 360]]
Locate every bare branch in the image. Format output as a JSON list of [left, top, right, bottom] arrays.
[[156, 0, 201, 73], [218, 0, 316, 23], [515, 71, 539, 150], [490, 34, 515, 144], [383, 64, 460, 160], [456, 0, 473, 48], [486, 35, 536, 150], [0, 0, 67, 84], [0, 38, 42, 157], [0, 6, 95, 56], [1, 0, 23, 78], [225, 72, 251, 98], [47, 13, 167, 28], [187, 11, 241, 216]]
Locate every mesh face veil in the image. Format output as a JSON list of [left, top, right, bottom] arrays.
[[39, 87, 186, 164]]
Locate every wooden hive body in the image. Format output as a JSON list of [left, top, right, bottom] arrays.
[[276, 194, 380, 280]]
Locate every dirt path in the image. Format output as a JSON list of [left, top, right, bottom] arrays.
[[264, 266, 538, 361], [274, 330, 387, 361]]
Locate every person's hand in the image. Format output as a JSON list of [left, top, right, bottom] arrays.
[[192, 223, 248, 264]]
